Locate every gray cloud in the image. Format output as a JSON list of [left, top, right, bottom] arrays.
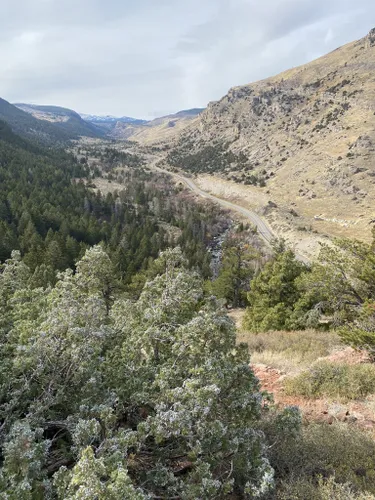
[[1, 0, 374, 118]]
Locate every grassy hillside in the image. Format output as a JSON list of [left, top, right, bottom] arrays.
[[106, 108, 204, 144], [168, 28, 375, 241]]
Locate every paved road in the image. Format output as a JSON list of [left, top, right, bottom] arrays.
[[153, 165, 275, 245], [148, 159, 311, 263]]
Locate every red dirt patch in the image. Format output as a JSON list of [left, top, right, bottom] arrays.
[[253, 358, 375, 431], [323, 346, 370, 365]]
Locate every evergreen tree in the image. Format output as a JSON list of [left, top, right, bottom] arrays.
[[244, 250, 307, 332], [0, 247, 277, 498], [209, 234, 258, 307]]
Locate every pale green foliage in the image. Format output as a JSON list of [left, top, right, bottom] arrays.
[[316, 477, 375, 500], [54, 447, 145, 500], [74, 244, 118, 314], [105, 248, 272, 497], [0, 246, 275, 498], [0, 251, 34, 405], [0, 422, 51, 498], [277, 476, 375, 500], [0, 250, 31, 336]]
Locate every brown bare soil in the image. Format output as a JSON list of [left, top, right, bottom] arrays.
[[253, 360, 375, 432], [230, 308, 375, 432]]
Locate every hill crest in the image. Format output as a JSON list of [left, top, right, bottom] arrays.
[[165, 28, 375, 241], [14, 103, 104, 139]]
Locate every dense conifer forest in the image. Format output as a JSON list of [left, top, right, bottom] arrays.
[[0, 124, 229, 288], [2, 125, 375, 498]]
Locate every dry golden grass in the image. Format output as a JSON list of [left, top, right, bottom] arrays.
[[240, 329, 342, 373], [270, 423, 375, 498], [130, 116, 199, 145], [166, 29, 375, 244], [285, 360, 375, 401], [233, 308, 342, 373]]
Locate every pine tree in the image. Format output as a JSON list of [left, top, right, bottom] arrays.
[[209, 235, 258, 307], [244, 250, 307, 332], [0, 247, 278, 498]]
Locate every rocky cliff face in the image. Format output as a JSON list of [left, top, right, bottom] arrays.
[[168, 29, 375, 238]]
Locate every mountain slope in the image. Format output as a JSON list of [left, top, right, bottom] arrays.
[[120, 108, 205, 144], [0, 98, 75, 144], [168, 29, 375, 241], [0, 119, 30, 148], [81, 109, 204, 142], [81, 113, 147, 127], [15, 103, 104, 139]]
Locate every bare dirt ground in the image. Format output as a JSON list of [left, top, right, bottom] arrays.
[[196, 175, 330, 260], [253, 360, 375, 432], [229, 309, 375, 432], [91, 177, 125, 195]]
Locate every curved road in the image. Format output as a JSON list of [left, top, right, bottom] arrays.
[[147, 158, 310, 263], [153, 165, 275, 245]]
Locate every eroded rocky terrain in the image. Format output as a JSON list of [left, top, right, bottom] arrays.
[[164, 29, 375, 241]]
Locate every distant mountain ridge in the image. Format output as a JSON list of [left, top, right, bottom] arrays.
[[80, 114, 148, 126], [15, 103, 104, 139], [80, 108, 205, 143], [0, 98, 204, 145], [0, 98, 76, 144], [106, 108, 205, 143]]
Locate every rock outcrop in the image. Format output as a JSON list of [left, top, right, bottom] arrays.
[[166, 29, 375, 241]]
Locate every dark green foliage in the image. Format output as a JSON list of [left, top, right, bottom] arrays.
[[338, 304, 375, 360], [244, 249, 308, 332], [0, 130, 95, 272], [167, 141, 237, 174], [207, 231, 263, 307], [0, 119, 37, 150], [237, 227, 375, 370], [166, 139, 266, 184], [0, 128, 227, 289], [94, 146, 145, 172], [242, 231, 375, 358]]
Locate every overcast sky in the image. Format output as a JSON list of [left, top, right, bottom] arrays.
[[1, 0, 374, 118]]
